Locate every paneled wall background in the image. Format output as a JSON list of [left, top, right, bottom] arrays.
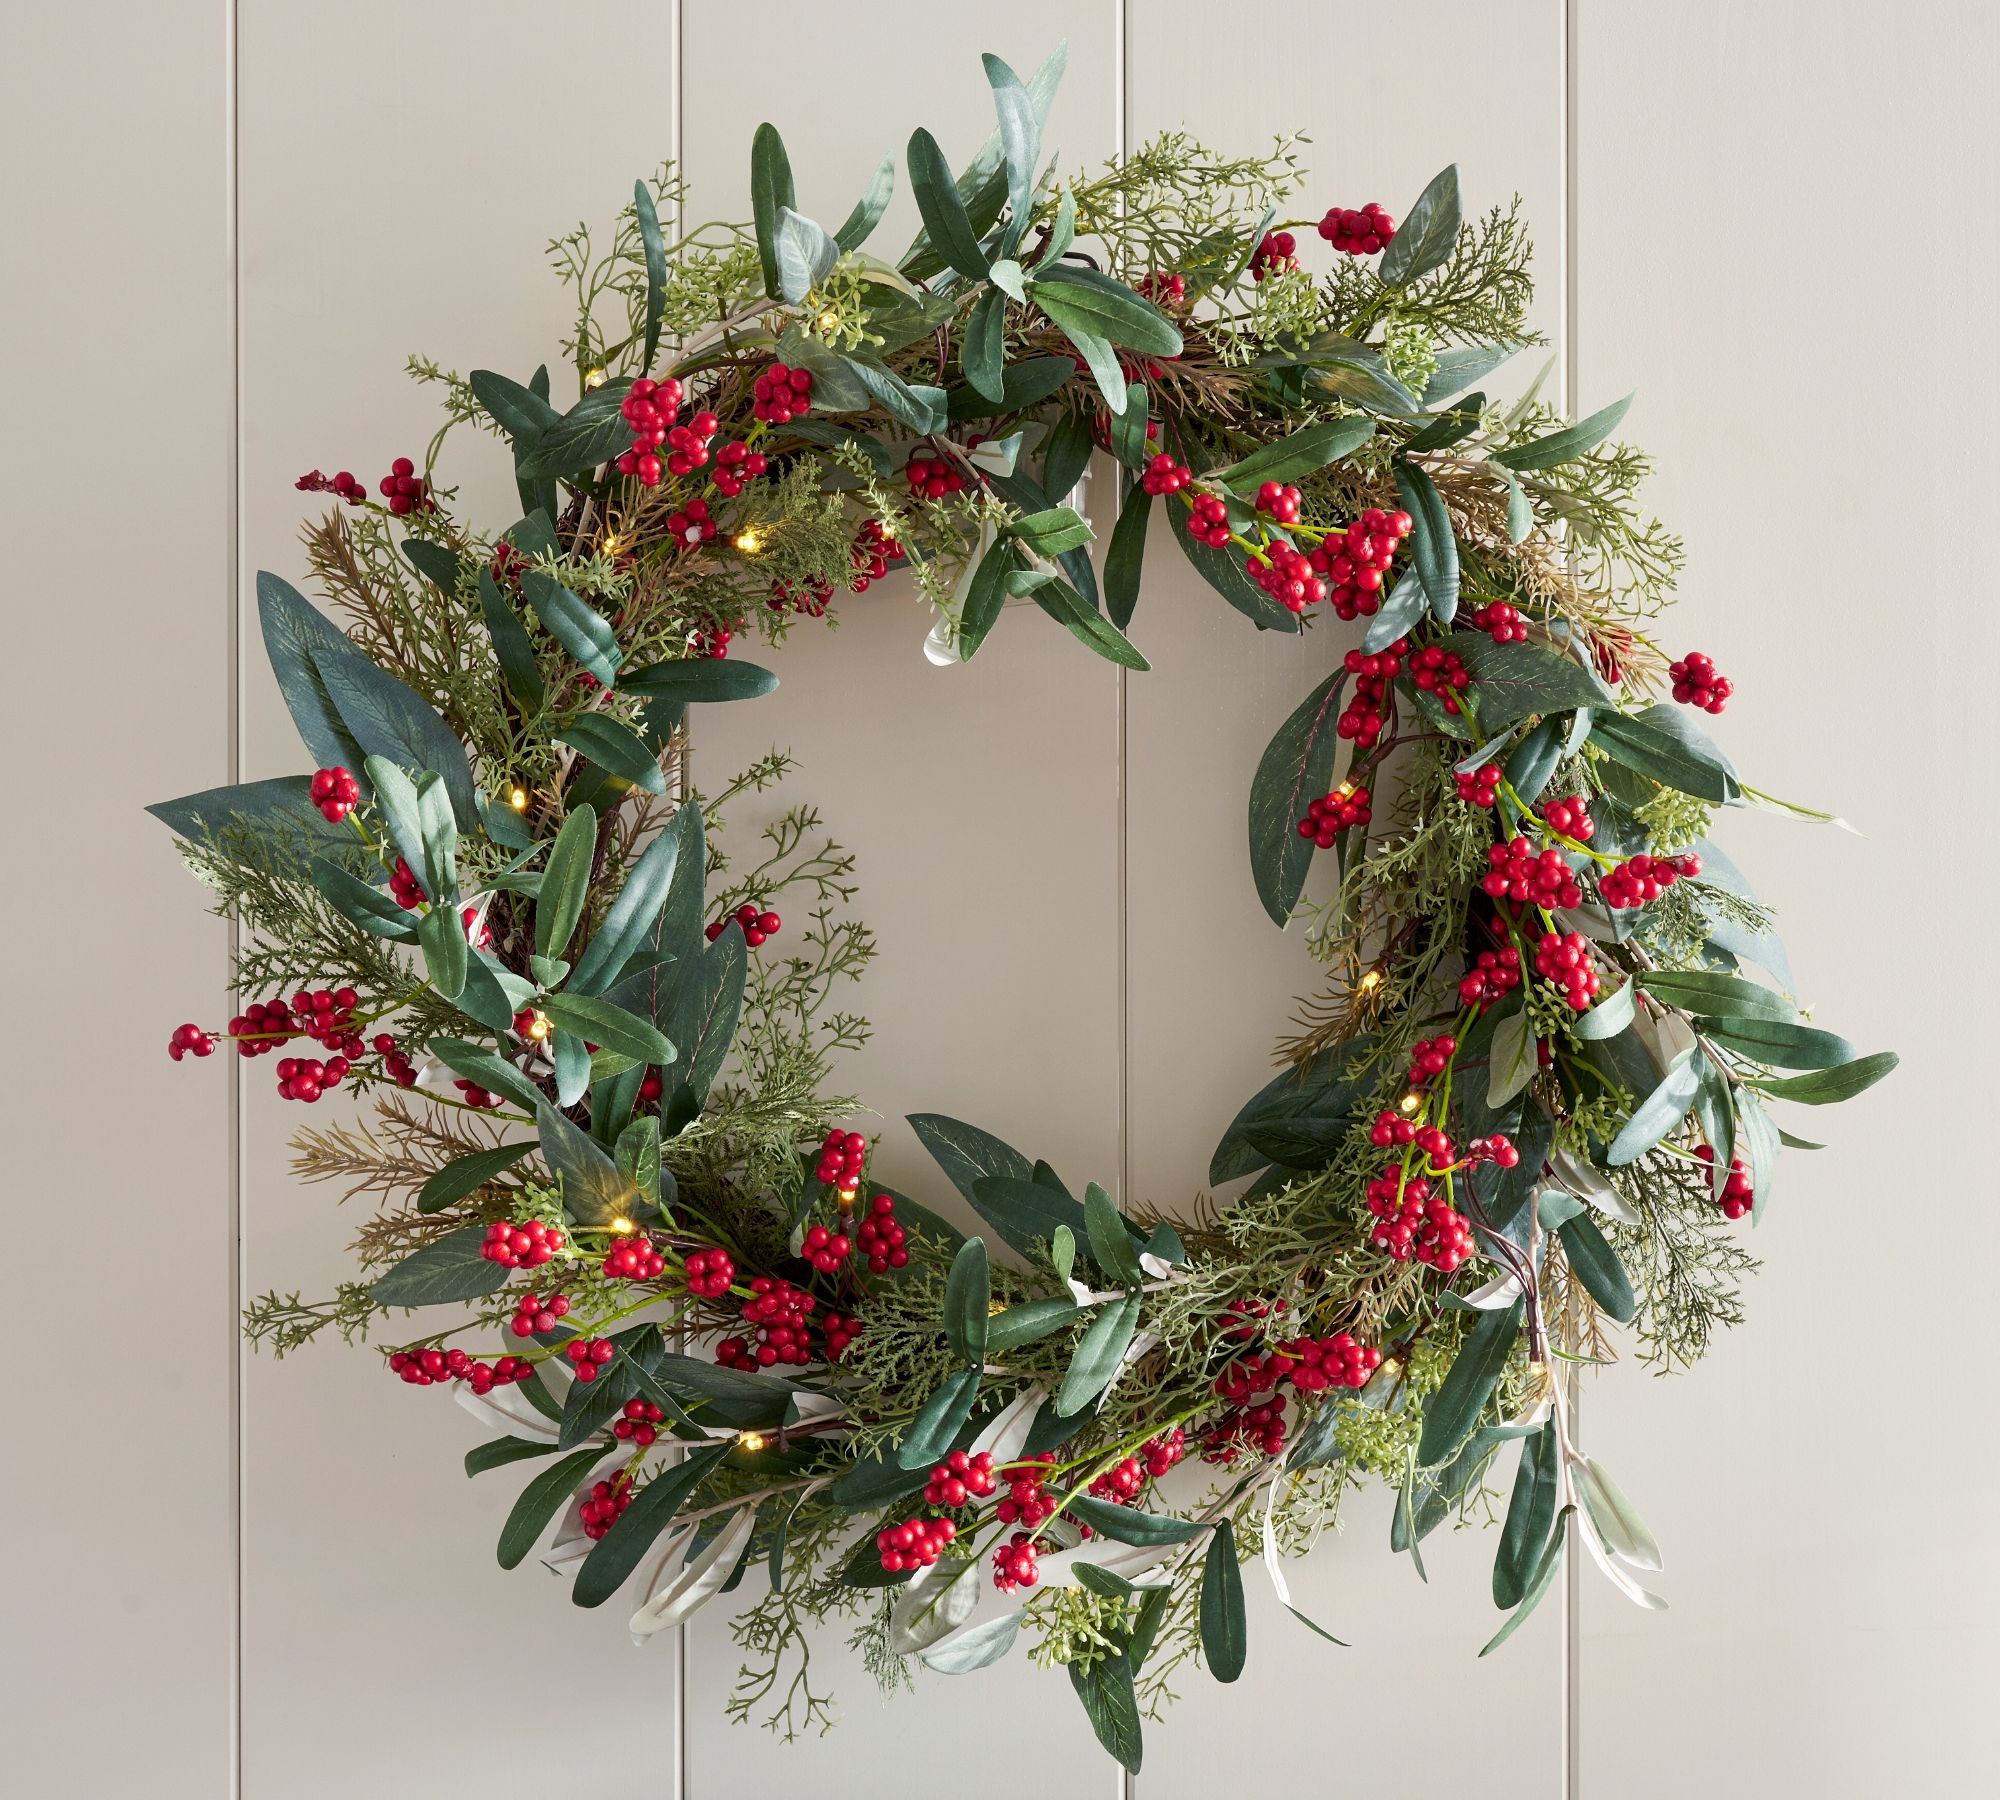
[[7, 4, 1995, 1796]]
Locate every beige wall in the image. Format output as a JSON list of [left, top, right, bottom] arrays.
[[5, 3, 1992, 1795]]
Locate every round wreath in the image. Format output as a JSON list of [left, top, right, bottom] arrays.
[[154, 47, 1895, 1768]]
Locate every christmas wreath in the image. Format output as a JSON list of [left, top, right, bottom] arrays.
[[154, 46, 1895, 1770]]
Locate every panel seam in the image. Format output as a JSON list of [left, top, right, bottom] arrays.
[[1115, 5, 1134, 1800]]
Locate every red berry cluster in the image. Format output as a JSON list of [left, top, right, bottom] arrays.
[[1297, 783, 1372, 847], [800, 1223, 853, 1274], [1090, 1455, 1148, 1503], [1256, 481, 1303, 524], [814, 1128, 867, 1191], [1534, 931, 1600, 1009], [482, 1219, 564, 1269], [1365, 1168, 1477, 1272], [683, 1248, 735, 1298], [1187, 492, 1232, 547], [565, 1336, 617, 1383], [617, 376, 685, 484], [1143, 1426, 1187, 1478], [1483, 837, 1584, 910], [1542, 795, 1595, 842], [1695, 1145, 1755, 1219], [1370, 1107, 1419, 1149], [603, 1233, 667, 1282], [378, 457, 431, 516], [310, 766, 360, 823], [373, 1031, 418, 1087], [453, 1079, 503, 1110], [1317, 203, 1396, 255], [389, 857, 425, 908], [613, 1399, 666, 1446], [580, 1471, 633, 1540], [295, 469, 368, 504], [1471, 601, 1529, 643], [1141, 452, 1191, 496], [1408, 1034, 1458, 1086], [753, 363, 814, 424], [926, 1450, 998, 1508], [709, 439, 769, 498], [1221, 1296, 1288, 1341], [1599, 851, 1702, 910], [1138, 271, 1187, 305], [1670, 651, 1732, 713], [855, 1193, 909, 1273], [768, 575, 834, 617], [666, 496, 718, 547], [718, 1277, 818, 1368], [663, 410, 719, 479], [274, 1053, 349, 1103], [1456, 761, 1502, 807], [509, 1290, 570, 1338], [389, 1347, 531, 1390], [822, 1310, 861, 1360], [991, 1532, 1040, 1591], [1202, 1394, 1288, 1464], [1272, 1332, 1382, 1392], [905, 451, 966, 499], [1408, 643, 1471, 714], [849, 519, 903, 591], [693, 621, 731, 659], [1458, 946, 1523, 1010], [168, 1023, 216, 1060], [1310, 507, 1413, 619], [996, 1453, 1058, 1528], [878, 1515, 956, 1572], [1247, 539, 1328, 613], [1250, 230, 1299, 280], [1338, 640, 1406, 748], [706, 901, 782, 947]]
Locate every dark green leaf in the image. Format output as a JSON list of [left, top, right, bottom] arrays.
[[1592, 704, 1741, 804], [1637, 969, 1797, 1024], [568, 821, 681, 997], [1558, 1216, 1637, 1321], [618, 657, 779, 704], [147, 775, 363, 856], [1084, 1182, 1143, 1286], [1380, 165, 1461, 287], [907, 126, 989, 282], [513, 380, 636, 479], [942, 1237, 990, 1367], [1209, 1034, 1378, 1183], [539, 993, 674, 1066], [1494, 394, 1635, 472], [523, 572, 620, 688], [611, 922, 745, 1134], [1446, 639, 1603, 732], [750, 122, 797, 299], [833, 153, 895, 252], [1482, 1508, 1569, 1655], [1032, 576, 1149, 670], [1505, 717, 1563, 804], [536, 1102, 644, 1226], [1032, 264, 1182, 355], [1166, 490, 1300, 631], [554, 714, 664, 794], [417, 901, 468, 1001], [1425, 342, 1521, 404], [896, 1368, 983, 1468], [1417, 1299, 1524, 1466], [986, 1297, 1082, 1352], [962, 287, 1007, 403], [1069, 1651, 1143, 1772], [966, 1174, 1087, 1260], [1201, 1521, 1247, 1682], [632, 178, 668, 366], [1107, 383, 1150, 471], [307, 855, 419, 941], [1493, 1421, 1560, 1608], [1041, 410, 1096, 510], [426, 1037, 546, 1115], [478, 569, 546, 708], [1104, 485, 1152, 631], [947, 355, 1075, 421], [1056, 1294, 1140, 1417], [1394, 462, 1459, 623], [1247, 669, 1348, 926], [1749, 1052, 1898, 1105], [573, 1445, 728, 1607], [1218, 417, 1375, 490], [1064, 1494, 1204, 1546], [497, 1447, 610, 1570], [1010, 506, 1094, 557], [982, 52, 1039, 248], [955, 535, 1018, 660], [370, 1225, 510, 1307], [257, 570, 369, 773], [535, 804, 597, 959], [469, 368, 561, 443], [417, 1141, 534, 1215], [1702, 1017, 1856, 1070], [466, 1436, 563, 1478], [911, 1114, 1033, 1208], [1607, 1049, 1703, 1164]]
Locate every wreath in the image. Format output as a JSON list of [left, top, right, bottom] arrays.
[[153, 46, 1896, 1770]]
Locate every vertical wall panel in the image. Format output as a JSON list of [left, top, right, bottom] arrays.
[[0, 5, 236, 1795], [1574, 6, 2000, 1795], [234, 7, 682, 1794], [1123, 3, 1567, 1791], [678, 9, 1125, 1795]]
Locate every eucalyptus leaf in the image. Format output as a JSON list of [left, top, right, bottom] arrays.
[[1247, 669, 1348, 926]]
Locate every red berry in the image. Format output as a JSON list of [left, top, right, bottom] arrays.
[[1316, 202, 1397, 256], [1250, 230, 1299, 280], [752, 362, 814, 425], [1669, 651, 1732, 714], [377, 455, 432, 516], [684, 1247, 736, 1298], [309, 766, 361, 824]]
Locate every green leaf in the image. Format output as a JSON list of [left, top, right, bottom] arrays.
[[1041, 410, 1096, 510], [1737, 1093, 1782, 1222], [985, 1297, 1079, 1353], [749, 122, 795, 299], [1218, 417, 1375, 490], [629, 178, 668, 367], [1558, 1216, 1637, 1321], [307, 855, 419, 942], [610, 922, 746, 1134], [833, 153, 895, 252], [983, 52, 1040, 249], [962, 287, 1007, 403], [1749, 1051, 1898, 1105], [535, 805, 598, 960], [1638, 968, 1797, 1024], [1417, 1298, 1524, 1466], [1069, 1652, 1144, 1773], [466, 1436, 563, 1478], [772, 205, 838, 304], [907, 126, 989, 282], [1592, 704, 1741, 804], [966, 1175, 1087, 1261], [1380, 164, 1461, 287], [513, 380, 637, 480], [1481, 1509, 1569, 1655], [496, 1446, 610, 1570], [1055, 319, 1125, 413], [1452, 634, 1610, 729], [417, 1141, 534, 1215], [370, 1226, 510, 1307], [838, 354, 948, 433], [1493, 1421, 1560, 1608], [522, 571, 620, 688], [923, 1611, 1024, 1674], [1103, 485, 1152, 632], [478, 569, 546, 708], [1106, 382, 1150, 470], [1210, 1033, 1378, 1181], [1066, 1493, 1204, 1547], [1247, 669, 1348, 927], [1033, 576, 1150, 670], [1574, 1456, 1662, 1570], [568, 819, 682, 996], [470, 368, 561, 443], [947, 355, 1075, 421], [1607, 1049, 1703, 1165], [618, 657, 779, 704], [1494, 394, 1635, 472], [1393, 461, 1459, 623], [536, 1101, 644, 1227], [1425, 342, 1522, 404], [1056, 1294, 1140, 1416], [1702, 1017, 1856, 1070], [1010, 506, 1094, 557], [257, 570, 369, 773], [1031, 264, 1183, 355], [426, 1037, 546, 1115], [1084, 1182, 1143, 1286], [1201, 1521, 1247, 1682], [615, 1114, 663, 1204], [1487, 1006, 1537, 1108], [896, 1368, 983, 1468], [147, 775, 363, 857], [1573, 978, 1638, 1042], [539, 993, 674, 1066], [554, 715, 664, 794], [910, 1113, 1033, 1207], [942, 1237, 991, 1367], [573, 1445, 729, 1608], [1503, 467, 1535, 541], [954, 535, 1017, 661], [417, 900, 469, 1001]]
